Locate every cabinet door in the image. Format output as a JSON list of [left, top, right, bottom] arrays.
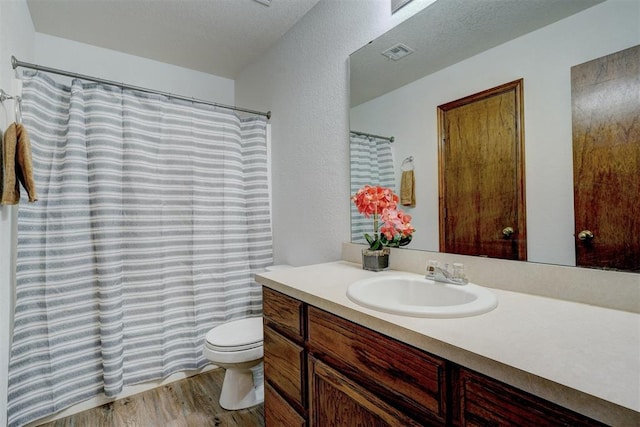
[[458, 369, 605, 426], [265, 383, 306, 427], [308, 306, 448, 424], [309, 357, 422, 427], [263, 325, 306, 412]]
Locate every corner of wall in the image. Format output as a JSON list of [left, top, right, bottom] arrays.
[[0, 1, 35, 424]]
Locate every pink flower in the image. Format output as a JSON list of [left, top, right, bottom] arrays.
[[351, 185, 398, 217], [381, 208, 415, 238], [351, 185, 414, 248], [380, 223, 396, 240]]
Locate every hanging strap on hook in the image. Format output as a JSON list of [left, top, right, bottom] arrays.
[[0, 88, 22, 123], [401, 156, 414, 170], [15, 95, 22, 124]]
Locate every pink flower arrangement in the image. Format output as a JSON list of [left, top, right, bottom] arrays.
[[351, 185, 415, 249]]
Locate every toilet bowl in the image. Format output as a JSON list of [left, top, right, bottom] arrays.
[[203, 265, 292, 410], [204, 316, 264, 410]]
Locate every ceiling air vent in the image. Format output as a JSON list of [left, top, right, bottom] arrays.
[[381, 43, 415, 61]]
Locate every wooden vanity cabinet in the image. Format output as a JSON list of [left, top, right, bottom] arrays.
[[263, 287, 448, 426], [262, 287, 606, 427]]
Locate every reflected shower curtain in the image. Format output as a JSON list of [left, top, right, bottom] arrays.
[[8, 71, 272, 427], [350, 133, 395, 244]]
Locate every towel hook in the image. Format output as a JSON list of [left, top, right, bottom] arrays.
[[0, 89, 22, 123], [1, 89, 22, 124], [0, 88, 13, 103]]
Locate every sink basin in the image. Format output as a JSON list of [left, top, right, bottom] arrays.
[[347, 274, 498, 318]]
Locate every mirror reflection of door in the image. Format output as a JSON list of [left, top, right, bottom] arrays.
[[572, 45, 640, 272], [437, 79, 526, 261]]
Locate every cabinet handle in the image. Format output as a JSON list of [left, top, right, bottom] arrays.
[[578, 230, 594, 241], [502, 227, 514, 238]]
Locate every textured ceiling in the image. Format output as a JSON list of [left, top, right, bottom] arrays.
[[350, 0, 604, 106], [26, 0, 321, 79]]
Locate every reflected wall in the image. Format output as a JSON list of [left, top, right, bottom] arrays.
[[350, 0, 640, 267]]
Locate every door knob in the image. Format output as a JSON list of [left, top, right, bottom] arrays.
[[578, 230, 594, 241], [502, 227, 514, 238]]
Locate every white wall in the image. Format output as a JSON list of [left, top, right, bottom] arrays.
[[34, 33, 235, 105], [0, 1, 35, 423], [235, 0, 436, 266], [350, 0, 639, 266]]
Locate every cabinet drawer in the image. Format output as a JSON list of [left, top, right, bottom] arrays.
[[458, 368, 605, 426], [263, 287, 305, 341], [264, 325, 306, 411], [265, 383, 306, 427], [307, 307, 447, 425]]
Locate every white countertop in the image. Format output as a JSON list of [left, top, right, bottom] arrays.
[[256, 261, 640, 426]]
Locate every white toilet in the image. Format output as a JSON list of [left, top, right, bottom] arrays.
[[203, 265, 292, 410], [204, 316, 264, 410]]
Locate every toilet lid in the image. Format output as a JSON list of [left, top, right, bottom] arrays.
[[205, 317, 263, 352]]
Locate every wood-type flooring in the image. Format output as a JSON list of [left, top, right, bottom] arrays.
[[38, 369, 264, 427]]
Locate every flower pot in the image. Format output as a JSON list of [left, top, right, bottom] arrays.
[[362, 248, 390, 272]]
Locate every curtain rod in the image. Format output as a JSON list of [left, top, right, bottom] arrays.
[[11, 55, 271, 119], [350, 130, 394, 143]]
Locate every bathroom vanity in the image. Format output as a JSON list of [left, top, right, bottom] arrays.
[[256, 260, 640, 426]]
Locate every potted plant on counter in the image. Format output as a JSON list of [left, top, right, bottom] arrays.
[[351, 185, 415, 271]]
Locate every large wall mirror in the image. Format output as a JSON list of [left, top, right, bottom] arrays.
[[349, 0, 639, 271]]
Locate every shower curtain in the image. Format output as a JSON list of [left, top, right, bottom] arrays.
[[350, 133, 395, 244], [7, 71, 272, 427]]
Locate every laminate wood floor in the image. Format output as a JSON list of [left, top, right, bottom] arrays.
[[38, 369, 264, 427]]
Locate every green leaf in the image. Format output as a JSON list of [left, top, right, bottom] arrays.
[[398, 235, 413, 247]]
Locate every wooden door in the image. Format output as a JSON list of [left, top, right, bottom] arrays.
[[572, 45, 640, 272], [438, 80, 526, 260]]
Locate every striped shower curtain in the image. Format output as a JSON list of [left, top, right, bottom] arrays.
[[7, 71, 272, 427], [350, 133, 395, 244]]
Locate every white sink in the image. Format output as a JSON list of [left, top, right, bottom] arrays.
[[347, 274, 498, 318]]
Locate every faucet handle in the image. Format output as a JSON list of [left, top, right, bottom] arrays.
[[426, 260, 439, 275], [452, 263, 466, 281], [426, 260, 468, 284]]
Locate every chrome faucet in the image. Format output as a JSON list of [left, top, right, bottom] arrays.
[[425, 261, 468, 285]]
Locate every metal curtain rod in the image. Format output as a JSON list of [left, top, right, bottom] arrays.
[[350, 130, 394, 143], [11, 56, 271, 119]]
